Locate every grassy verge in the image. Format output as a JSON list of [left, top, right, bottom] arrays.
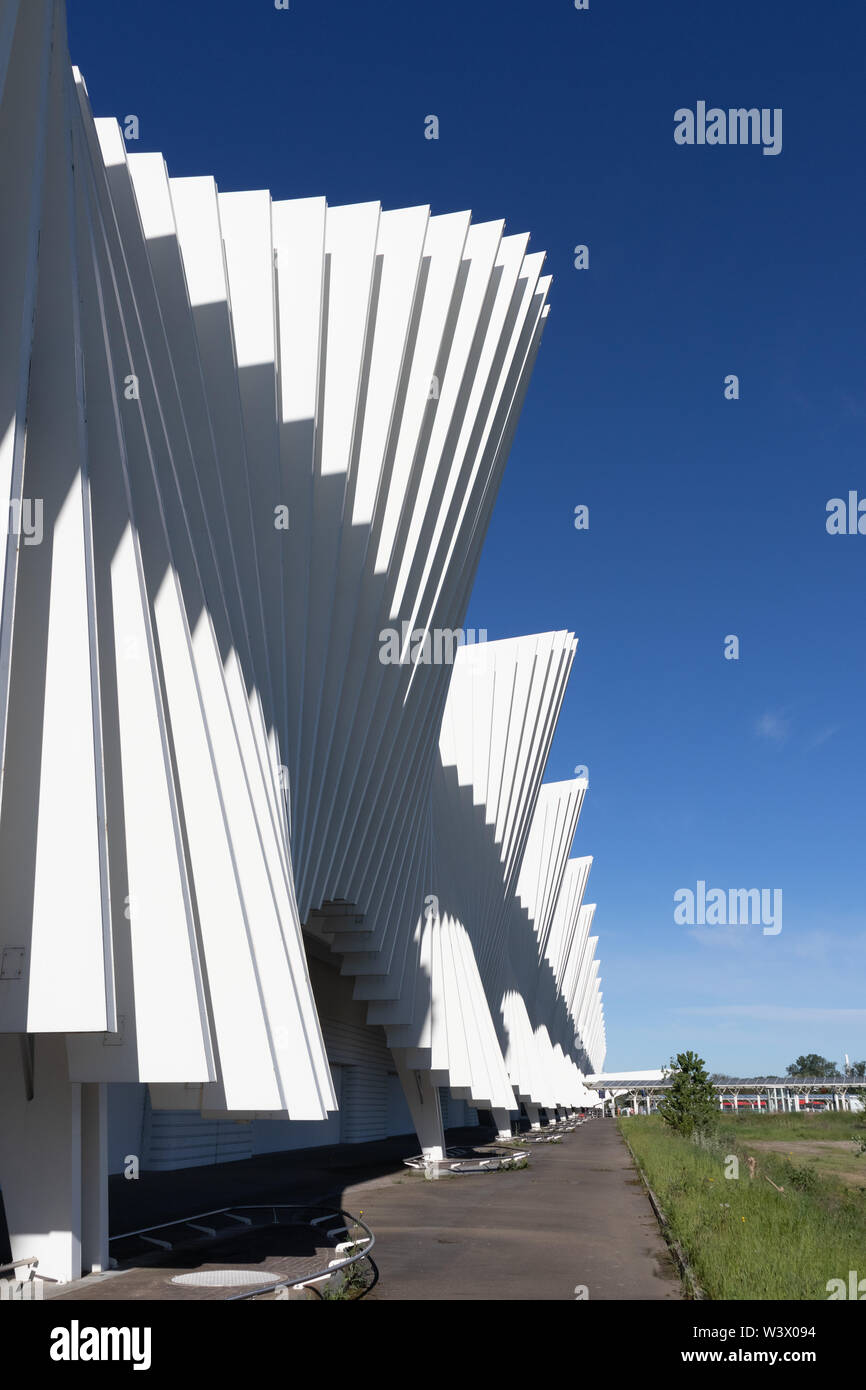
[[620, 1115, 866, 1300], [715, 1110, 866, 1143]]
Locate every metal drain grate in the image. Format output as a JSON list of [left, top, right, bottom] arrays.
[[171, 1269, 278, 1288]]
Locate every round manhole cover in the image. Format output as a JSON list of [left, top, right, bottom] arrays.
[[171, 1269, 278, 1288]]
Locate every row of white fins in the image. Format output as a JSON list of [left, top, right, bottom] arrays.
[[0, 0, 603, 1126]]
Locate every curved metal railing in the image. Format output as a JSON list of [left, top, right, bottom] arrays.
[[223, 1205, 376, 1301], [109, 1203, 375, 1301], [402, 1145, 529, 1173]]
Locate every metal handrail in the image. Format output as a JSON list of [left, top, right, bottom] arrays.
[[222, 1206, 376, 1301], [112, 1207, 261, 1244], [0, 1255, 37, 1274], [108, 1204, 375, 1301], [0, 1255, 59, 1283]]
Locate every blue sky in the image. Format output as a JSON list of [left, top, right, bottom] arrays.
[[67, 0, 866, 1078]]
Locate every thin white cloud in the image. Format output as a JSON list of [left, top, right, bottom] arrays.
[[675, 1004, 866, 1023], [807, 724, 841, 750], [755, 711, 791, 744], [686, 927, 750, 949]]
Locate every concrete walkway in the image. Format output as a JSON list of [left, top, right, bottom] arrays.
[[356, 1119, 682, 1301], [49, 1118, 681, 1301]]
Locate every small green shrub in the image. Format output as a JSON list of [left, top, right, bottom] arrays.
[[781, 1162, 820, 1195], [658, 1051, 718, 1139]]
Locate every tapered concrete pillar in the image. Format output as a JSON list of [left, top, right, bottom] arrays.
[[0, 1035, 82, 1283], [491, 1108, 513, 1140], [81, 1083, 108, 1274], [392, 1052, 445, 1159], [525, 1102, 541, 1129]]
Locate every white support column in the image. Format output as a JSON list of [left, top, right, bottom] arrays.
[[525, 1102, 541, 1130], [491, 1107, 513, 1141], [391, 1052, 445, 1160], [0, 1034, 82, 1283], [81, 1082, 108, 1274]]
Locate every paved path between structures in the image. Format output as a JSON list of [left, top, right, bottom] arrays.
[[354, 1120, 682, 1301], [50, 1118, 681, 1302]]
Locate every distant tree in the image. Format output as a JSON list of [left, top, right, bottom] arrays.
[[786, 1054, 839, 1080], [658, 1051, 718, 1138], [848, 1060, 866, 1080]]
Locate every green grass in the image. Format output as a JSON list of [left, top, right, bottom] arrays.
[[715, 1109, 866, 1143], [714, 1112, 866, 1188], [620, 1115, 866, 1300]]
